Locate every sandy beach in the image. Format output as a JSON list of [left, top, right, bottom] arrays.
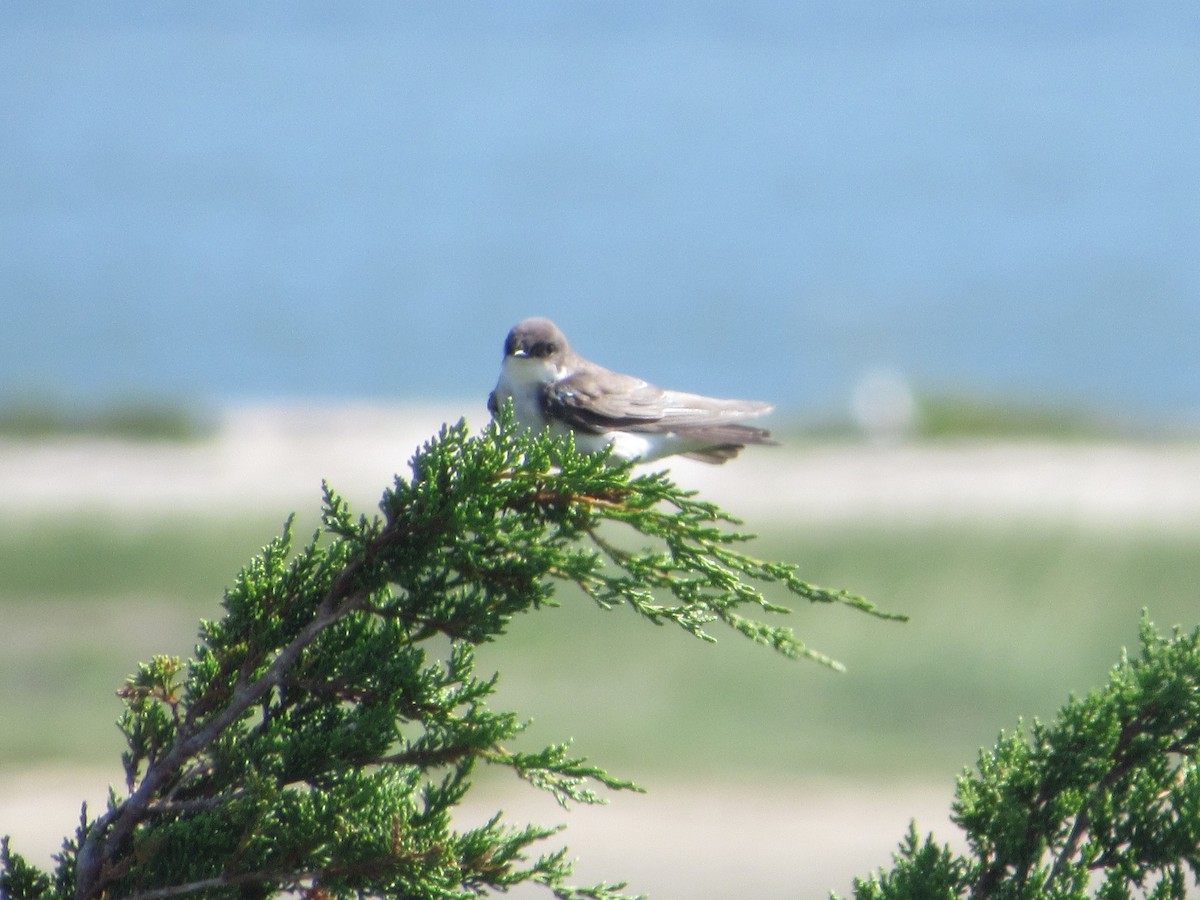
[[1, 402, 1199, 530]]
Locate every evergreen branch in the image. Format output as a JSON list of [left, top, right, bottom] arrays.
[[77, 591, 350, 895], [842, 613, 1200, 900], [3, 409, 893, 900], [1042, 708, 1154, 890], [486, 745, 644, 809]]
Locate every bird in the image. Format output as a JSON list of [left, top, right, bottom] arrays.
[[487, 317, 776, 464]]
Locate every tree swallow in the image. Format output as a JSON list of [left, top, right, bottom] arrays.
[[488, 317, 777, 464]]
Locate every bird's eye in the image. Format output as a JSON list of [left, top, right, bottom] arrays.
[[541, 342, 556, 356]]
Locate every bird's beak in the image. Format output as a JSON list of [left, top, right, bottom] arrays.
[[512, 347, 529, 358]]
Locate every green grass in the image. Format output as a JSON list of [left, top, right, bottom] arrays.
[[2, 516, 1197, 790], [483, 525, 1200, 782], [0, 518, 287, 763], [0, 520, 285, 601]]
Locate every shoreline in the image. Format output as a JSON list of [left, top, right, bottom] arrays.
[[0, 402, 1198, 530]]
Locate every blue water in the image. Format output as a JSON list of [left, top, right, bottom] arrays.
[[2, 2, 1198, 419]]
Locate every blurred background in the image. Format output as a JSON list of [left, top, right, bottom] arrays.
[[2, 2, 1198, 896]]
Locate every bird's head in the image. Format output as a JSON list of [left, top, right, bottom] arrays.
[[503, 318, 570, 370]]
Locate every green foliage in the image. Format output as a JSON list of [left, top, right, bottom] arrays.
[[0, 396, 208, 441], [842, 613, 1200, 899], [1, 408, 890, 900], [913, 394, 1118, 441], [786, 391, 1131, 441], [1, 841, 52, 900]]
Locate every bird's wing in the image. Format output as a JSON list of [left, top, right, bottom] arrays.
[[641, 390, 777, 446], [542, 368, 665, 433], [544, 368, 773, 437], [646, 390, 774, 430]]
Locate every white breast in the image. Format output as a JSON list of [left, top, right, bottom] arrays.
[[492, 356, 560, 429]]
